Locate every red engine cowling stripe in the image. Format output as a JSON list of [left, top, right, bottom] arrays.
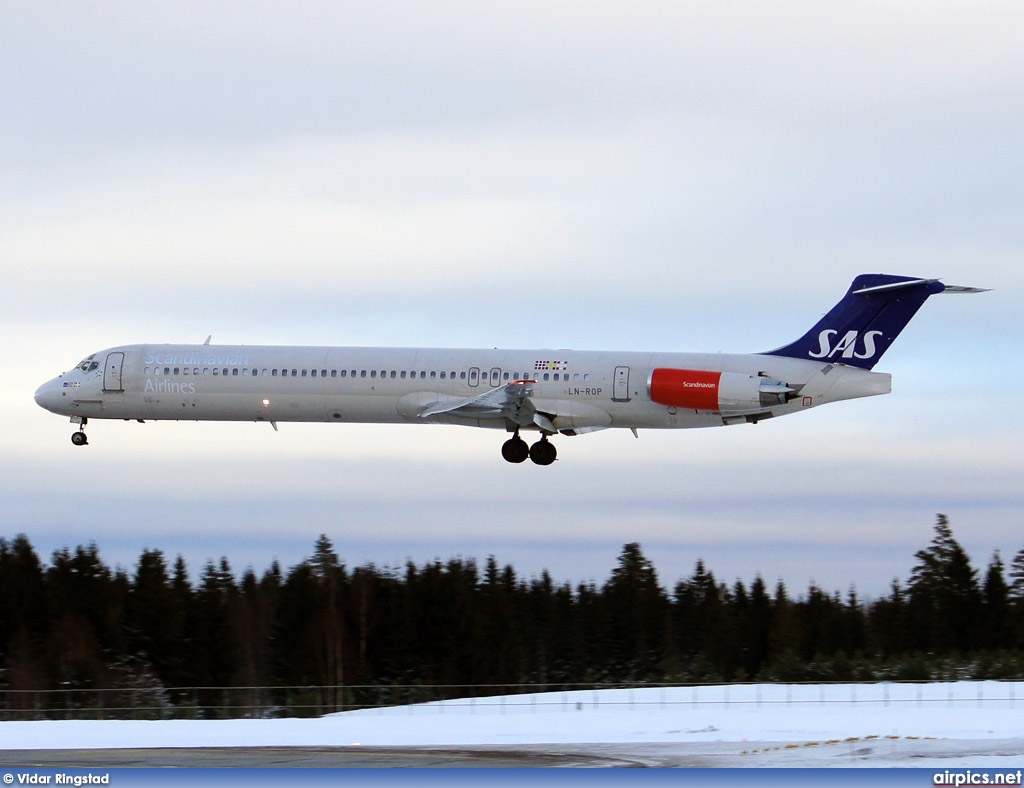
[[649, 368, 722, 410]]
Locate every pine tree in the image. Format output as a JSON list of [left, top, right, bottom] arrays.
[[270, 561, 320, 688], [45, 543, 125, 694], [867, 579, 908, 657], [1009, 546, 1024, 649], [1009, 546, 1024, 602], [0, 535, 47, 698], [907, 514, 982, 652], [982, 552, 1010, 649], [310, 535, 345, 709], [601, 543, 668, 679], [744, 575, 772, 678], [479, 556, 523, 684], [672, 559, 733, 680], [190, 558, 238, 713], [124, 549, 182, 686]]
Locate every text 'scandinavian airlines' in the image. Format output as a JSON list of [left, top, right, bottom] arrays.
[[36, 275, 985, 465]]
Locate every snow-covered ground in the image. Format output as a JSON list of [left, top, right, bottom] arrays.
[[2, 681, 1023, 767]]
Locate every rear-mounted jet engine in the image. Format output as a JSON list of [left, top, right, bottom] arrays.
[[648, 368, 795, 413]]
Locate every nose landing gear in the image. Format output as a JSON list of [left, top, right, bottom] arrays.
[[501, 431, 557, 465], [71, 418, 88, 446]]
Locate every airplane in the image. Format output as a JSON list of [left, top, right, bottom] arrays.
[[35, 274, 985, 465]]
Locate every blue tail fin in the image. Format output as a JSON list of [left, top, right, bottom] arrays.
[[765, 274, 949, 370]]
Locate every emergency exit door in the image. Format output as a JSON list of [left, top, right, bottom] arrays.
[[612, 366, 630, 402]]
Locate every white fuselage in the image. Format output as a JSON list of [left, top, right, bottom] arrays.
[[34, 343, 891, 433]]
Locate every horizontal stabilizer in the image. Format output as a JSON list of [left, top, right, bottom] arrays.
[[938, 284, 991, 294]]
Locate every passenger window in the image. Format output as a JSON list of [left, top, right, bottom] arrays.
[[232, 368, 239, 376], [370, 371, 376, 378], [440, 371, 446, 379], [390, 370, 397, 378], [543, 373, 549, 381], [503, 372, 509, 381], [584, 373, 591, 382], [430, 371, 436, 379], [460, 371, 466, 380]]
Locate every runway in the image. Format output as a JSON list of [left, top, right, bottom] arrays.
[[4, 739, 1023, 768], [0, 746, 635, 768]]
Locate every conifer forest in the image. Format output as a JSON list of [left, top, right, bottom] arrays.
[[2, 515, 1023, 718]]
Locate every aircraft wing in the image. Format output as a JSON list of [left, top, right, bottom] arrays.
[[419, 380, 557, 431], [414, 380, 613, 435]]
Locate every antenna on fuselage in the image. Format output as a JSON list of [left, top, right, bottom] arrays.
[[203, 335, 212, 345]]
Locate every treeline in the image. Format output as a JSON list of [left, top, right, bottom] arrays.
[[2, 514, 1024, 713]]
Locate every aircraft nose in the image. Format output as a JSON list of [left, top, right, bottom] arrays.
[[34, 378, 65, 413]]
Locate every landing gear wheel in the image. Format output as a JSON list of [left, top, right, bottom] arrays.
[[529, 438, 557, 466], [71, 431, 88, 446], [501, 436, 530, 464]]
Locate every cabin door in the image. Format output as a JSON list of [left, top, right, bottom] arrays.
[[103, 352, 125, 392]]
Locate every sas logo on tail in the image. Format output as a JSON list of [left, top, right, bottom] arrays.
[[808, 329, 883, 360]]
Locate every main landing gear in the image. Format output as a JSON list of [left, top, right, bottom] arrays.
[[501, 431, 557, 466]]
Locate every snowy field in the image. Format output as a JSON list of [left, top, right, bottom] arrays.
[[2, 681, 1023, 767]]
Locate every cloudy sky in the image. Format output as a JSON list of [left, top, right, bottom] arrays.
[[3, 2, 1022, 598]]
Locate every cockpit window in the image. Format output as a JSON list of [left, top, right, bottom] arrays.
[[76, 354, 98, 373]]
